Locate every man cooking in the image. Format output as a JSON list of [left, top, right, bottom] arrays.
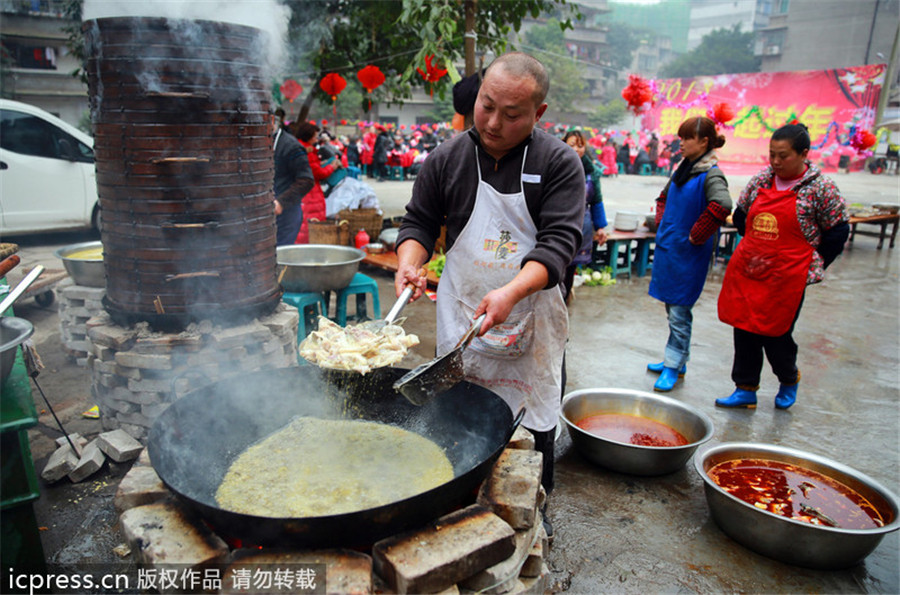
[[394, 52, 584, 526]]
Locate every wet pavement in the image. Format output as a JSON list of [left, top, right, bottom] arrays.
[[5, 170, 899, 593]]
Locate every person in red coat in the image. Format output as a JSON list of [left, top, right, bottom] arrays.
[[290, 121, 343, 243]]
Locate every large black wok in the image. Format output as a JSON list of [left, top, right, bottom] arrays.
[[147, 366, 521, 547]]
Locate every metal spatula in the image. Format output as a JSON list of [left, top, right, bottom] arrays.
[[393, 313, 487, 405]]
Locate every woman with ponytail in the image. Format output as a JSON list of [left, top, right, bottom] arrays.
[[647, 116, 732, 392]]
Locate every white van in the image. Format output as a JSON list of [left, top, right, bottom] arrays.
[[0, 99, 100, 235]]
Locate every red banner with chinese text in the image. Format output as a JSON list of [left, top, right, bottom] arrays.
[[641, 64, 886, 174]]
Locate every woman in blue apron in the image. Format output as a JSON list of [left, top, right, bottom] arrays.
[[647, 116, 732, 391]]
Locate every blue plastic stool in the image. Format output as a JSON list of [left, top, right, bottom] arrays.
[[617, 162, 627, 175], [329, 272, 382, 326], [639, 163, 653, 176], [282, 291, 329, 339]]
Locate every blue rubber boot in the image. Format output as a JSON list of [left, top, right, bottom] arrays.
[[653, 366, 681, 392], [715, 387, 758, 408], [774, 382, 798, 409], [647, 362, 687, 376]]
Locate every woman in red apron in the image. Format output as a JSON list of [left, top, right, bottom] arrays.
[[717, 123, 850, 409]]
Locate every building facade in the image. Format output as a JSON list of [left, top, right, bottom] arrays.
[[1, 0, 88, 127]]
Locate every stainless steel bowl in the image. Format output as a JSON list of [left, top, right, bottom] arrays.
[[379, 228, 399, 251], [561, 388, 714, 475], [276, 245, 365, 293], [1, 316, 34, 384], [364, 242, 385, 255], [695, 442, 900, 569], [55, 241, 105, 288]]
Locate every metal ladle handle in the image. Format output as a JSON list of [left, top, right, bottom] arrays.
[[0, 265, 44, 315]]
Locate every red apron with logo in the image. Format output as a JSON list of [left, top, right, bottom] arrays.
[[718, 183, 814, 337]]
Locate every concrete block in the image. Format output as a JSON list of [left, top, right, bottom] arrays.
[[518, 533, 544, 578], [114, 465, 169, 514], [508, 564, 549, 594], [87, 322, 135, 350], [119, 423, 148, 442], [68, 439, 106, 483], [140, 402, 170, 419], [55, 433, 87, 455], [373, 504, 516, 595], [477, 449, 543, 530], [119, 501, 229, 567], [227, 549, 372, 595], [115, 351, 173, 370], [98, 429, 144, 462], [41, 444, 80, 483], [61, 284, 106, 301], [507, 426, 535, 451], [460, 507, 541, 592], [116, 411, 154, 428]]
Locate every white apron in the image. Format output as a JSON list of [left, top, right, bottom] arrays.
[[435, 145, 569, 431]]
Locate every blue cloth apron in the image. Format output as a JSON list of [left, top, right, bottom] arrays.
[[648, 169, 716, 306]]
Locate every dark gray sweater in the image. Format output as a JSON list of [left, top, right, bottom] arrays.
[[398, 127, 585, 288]]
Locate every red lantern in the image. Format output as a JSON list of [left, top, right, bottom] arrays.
[[320, 73, 347, 119], [850, 128, 877, 152], [417, 55, 448, 97], [357, 65, 385, 112], [341, 119, 347, 125], [621, 74, 655, 116], [710, 102, 735, 126], [279, 79, 303, 103]]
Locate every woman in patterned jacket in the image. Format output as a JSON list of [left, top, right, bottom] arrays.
[[716, 123, 849, 409]]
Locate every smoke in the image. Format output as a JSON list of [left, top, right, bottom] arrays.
[[83, 0, 290, 70]]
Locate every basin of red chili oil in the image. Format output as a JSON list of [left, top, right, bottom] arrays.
[[575, 413, 689, 447], [707, 459, 885, 529]]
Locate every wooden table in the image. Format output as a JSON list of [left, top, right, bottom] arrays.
[[361, 251, 441, 286], [601, 229, 657, 278], [848, 213, 899, 249]]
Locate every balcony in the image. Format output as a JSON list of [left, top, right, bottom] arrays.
[[0, 0, 68, 17]]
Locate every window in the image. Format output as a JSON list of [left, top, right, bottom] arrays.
[[1, 41, 58, 70], [0, 110, 93, 162]]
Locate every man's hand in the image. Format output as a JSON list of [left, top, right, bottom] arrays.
[[394, 240, 430, 301], [593, 228, 608, 246], [274, 199, 283, 216], [473, 261, 548, 336]]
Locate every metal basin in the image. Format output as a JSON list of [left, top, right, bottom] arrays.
[[55, 241, 105, 288], [276, 245, 365, 293], [1, 317, 34, 384], [695, 442, 900, 569], [561, 388, 714, 475]]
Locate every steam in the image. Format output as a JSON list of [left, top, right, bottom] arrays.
[[83, 0, 290, 70]]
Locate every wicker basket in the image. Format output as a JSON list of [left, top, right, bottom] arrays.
[[308, 218, 350, 246], [338, 208, 383, 246]]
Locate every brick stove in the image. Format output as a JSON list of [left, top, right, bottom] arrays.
[[116, 427, 551, 594]]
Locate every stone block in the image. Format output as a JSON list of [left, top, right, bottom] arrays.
[[117, 411, 154, 428], [136, 447, 152, 467], [114, 465, 169, 514], [41, 443, 80, 483], [115, 351, 173, 370], [68, 439, 106, 483], [507, 426, 535, 451], [119, 423, 148, 442], [88, 322, 135, 350], [141, 402, 170, 419], [373, 504, 516, 595], [477, 449, 543, 530], [98, 429, 144, 462], [459, 507, 541, 592], [508, 564, 549, 595], [55, 433, 87, 454], [61, 284, 106, 301], [119, 501, 229, 567], [518, 525, 547, 579], [227, 549, 372, 595]]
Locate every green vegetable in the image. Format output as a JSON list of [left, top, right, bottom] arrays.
[[426, 251, 446, 277], [577, 266, 616, 287]]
